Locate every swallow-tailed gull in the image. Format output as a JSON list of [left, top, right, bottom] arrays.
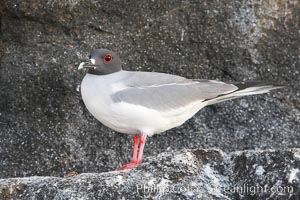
[[78, 49, 283, 170]]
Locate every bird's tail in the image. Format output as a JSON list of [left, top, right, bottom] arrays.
[[205, 81, 284, 105]]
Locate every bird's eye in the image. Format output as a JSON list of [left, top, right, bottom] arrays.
[[103, 54, 113, 63]]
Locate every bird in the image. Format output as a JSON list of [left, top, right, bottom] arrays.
[[78, 49, 283, 170]]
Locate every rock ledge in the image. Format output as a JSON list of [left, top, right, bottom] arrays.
[[1, 148, 299, 199]]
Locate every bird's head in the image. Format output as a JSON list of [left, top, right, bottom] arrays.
[[78, 49, 122, 75]]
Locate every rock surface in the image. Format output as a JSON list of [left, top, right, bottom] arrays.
[[0, 148, 300, 199], [0, 0, 299, 180]]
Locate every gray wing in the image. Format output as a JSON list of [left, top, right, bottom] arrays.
[[124, 71, 192, 86], [112, 72, 238, 111]]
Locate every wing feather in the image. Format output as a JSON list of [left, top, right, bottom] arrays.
[[111, 72, 238, 111]]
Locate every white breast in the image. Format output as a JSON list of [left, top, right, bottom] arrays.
[[80, 72, 169, 136]]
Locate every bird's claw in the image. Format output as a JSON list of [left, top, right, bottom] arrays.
[[116, 162, 140, 171]]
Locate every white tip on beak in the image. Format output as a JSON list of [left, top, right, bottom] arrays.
[[78, 62, 85, 70]]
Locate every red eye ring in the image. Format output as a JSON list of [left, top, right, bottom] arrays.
[[103, 53, 113, 63]]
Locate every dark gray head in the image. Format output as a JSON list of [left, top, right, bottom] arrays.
[[78, 49, 122, 75]]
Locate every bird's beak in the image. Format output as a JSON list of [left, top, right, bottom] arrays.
[[78, 59, 97, 70], [78, 62, 86, 70]]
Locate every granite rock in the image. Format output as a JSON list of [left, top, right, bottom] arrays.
[[0, 148, 299, 199]]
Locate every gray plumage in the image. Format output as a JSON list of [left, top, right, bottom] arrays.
[[110, 72, 283, 111], [111, 71, 238, 111]]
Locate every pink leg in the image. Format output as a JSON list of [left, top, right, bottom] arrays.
[[117, 134, 144, 170], [137, 133, 147, 164], [131, 134, 139, 163]]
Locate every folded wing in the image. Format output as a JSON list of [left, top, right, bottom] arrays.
[[111, 72, 238, 111]]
